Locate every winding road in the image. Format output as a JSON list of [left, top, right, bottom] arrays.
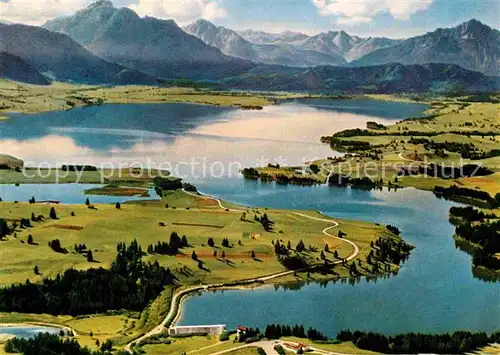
[[124, 190, 359, 353]]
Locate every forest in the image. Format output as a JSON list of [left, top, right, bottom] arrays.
[[455, 220, 500, 270], [4, 332, 119, 355], [0, 240, 175, 315], [336, 329, 500, 354], [434, 185, 500, 208]]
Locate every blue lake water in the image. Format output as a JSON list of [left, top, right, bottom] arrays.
[[0, 184, 158, 205], [2, 99, 498, 336], [0, 325, 61, 339]]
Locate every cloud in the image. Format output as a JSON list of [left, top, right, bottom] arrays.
[[312, 0, 433, 23], [129, 0, 226, 24], [0, 0, 226, 26], [0, 0, 91, 25]]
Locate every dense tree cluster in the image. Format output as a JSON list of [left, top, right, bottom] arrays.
[[241, 167, 259, 178], [4, 332, 104, 355], [336, 330, 500, 354], [264, 324, 327, 341], [153, 177, 183, 196], [370, 237, 413, 267], [449, 206, 496, 223], [146, 232, 188, 255], [0, 218, 11, 238], [386, 225, 401, 235], [277, 254, 309, 270], [455, 220, 500, 270], [328, 174, 383, 189], [49, 207, 57, 220], [273, 241, 289, 256], [263, 174, 318, 185], [74, 244, 88, 253], [237, 327, 263, 343], [366, 121, 386, 130], [182, 183, 197, 192], [242, 168, 318, 185], [330, 129, 500, 139], [399, 164, 493, 180], [61, 165, 97, 172], [434, 185, 499, 208], [0, 240, 175, 315], [18, 218, 31, 229], [407, 137, 500, 160], [296, 240, 306, 252], [48, 239, 68, 254], [255, 213, 273, 232], [327, 137, 373, 152]]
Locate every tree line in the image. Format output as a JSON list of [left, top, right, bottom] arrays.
[[336, 329, 500, 354], [0, 240, 175, 315], [449, 206, 496, 223], [434, 185, 500, 208], [264, 324, 327, 341], [146, 232, 188, 255], [328, 174, 384, 189], [455, 220, 500, 270], [4, 332, 125, 355]]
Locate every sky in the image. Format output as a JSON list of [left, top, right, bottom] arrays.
[[1, 0, 498, 38]]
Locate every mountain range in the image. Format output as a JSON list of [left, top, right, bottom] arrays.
[[43, 0, 253, 80], [222, 63, 499, 93], [0, 51, 50, 85], [183, 20, 346, 67], [353, 19, 499, 75], [0, 0, 498, 93], [237, 29, 401, 62], [184, 18, 498, 74], [0, 23, 158, 84]]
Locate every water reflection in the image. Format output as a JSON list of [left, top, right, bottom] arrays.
[[1, 100, 426, 172]]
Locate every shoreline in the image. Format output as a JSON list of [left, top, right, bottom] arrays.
[[124, 191, 407, 353], [0, 322, 76, 336]]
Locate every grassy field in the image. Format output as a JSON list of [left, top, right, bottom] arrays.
[[280, 337, 380, 354], [0, 167, 168, 186], [141, 334, 265, 355], [0, 80, 277, 119], [271, 98, 500, 198], [84, 185, 151, 197], [142, 335, 219, 355], [0, 188, 400, 286], [0, 311, 142, 352]]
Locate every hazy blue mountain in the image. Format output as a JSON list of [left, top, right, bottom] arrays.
[[238, 28, 400, 61], [0, 52, 50, 85], [223, 63, 499, 93], [299, 31, 401, 61], [0, 23, 158, 84], [183, 19, 346, 67], [44, 0, 254, 80], [238, 29, 309, 45], [353, 19, 499, 75]]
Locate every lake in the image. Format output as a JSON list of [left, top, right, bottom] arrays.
[[0, 325, 61, 339], [2, 99, 498, 336]]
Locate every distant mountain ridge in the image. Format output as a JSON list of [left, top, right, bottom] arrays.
[[0, 1, 497, 94], [183, 19, 346, 67], [43, 0, 254, 80], [0, 52, 50, 85], [222, 63, 499, 93], [0, 23, 158, 84], [236, 27, 401, 61], [300, 31, 402, 61], [353, 19, 499, 75], [238, 29, 309, 45]]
